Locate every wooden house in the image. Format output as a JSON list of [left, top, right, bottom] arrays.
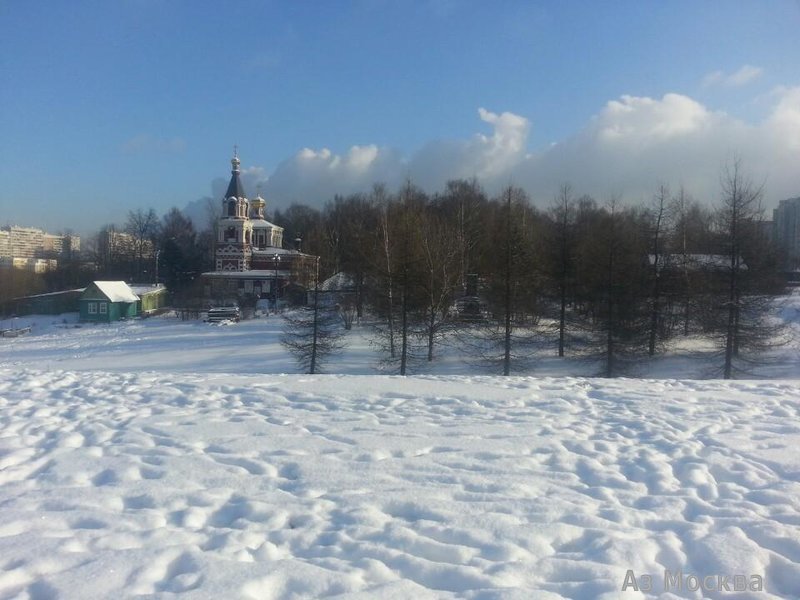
[[79, 281, 139, 322]]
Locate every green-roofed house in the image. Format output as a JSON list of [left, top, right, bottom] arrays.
[[79, 281, 140, 322]]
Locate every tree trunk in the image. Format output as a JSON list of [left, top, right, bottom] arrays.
[[310, 266, 320, 374], [605, 291, 614, 378], [558, 281, 566, 358], [427, 306, 435, 362], [382, 206, 396, 358], [724, 238, 737, 379], [648, 285, 659, 356], [503, 189, 512, 376], [400, 281, 408, 375]]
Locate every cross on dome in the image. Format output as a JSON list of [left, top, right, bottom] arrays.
[[231, 145, 241, 173]]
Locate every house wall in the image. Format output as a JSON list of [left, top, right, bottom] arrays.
[[18, 291, 81, 315], [139, 290, 168, 312], [79, 300, 137, 322]]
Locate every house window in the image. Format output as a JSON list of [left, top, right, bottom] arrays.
[[88, 302, 97, 314], [99, 302, 108, 314]]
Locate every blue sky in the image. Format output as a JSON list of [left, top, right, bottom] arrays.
[[1, 1, 798, 236]]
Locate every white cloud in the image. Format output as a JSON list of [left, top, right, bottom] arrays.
[[595, 94, 713, 141], [702, 64, 763, 88], [767, 86, 800, 142], [728, 65, 764, 86], [191, 89, 798, 219], [261, 144, 404, 206], [405, 108, 530, 189], [248, 108, 531, 206], [509, 89, 798, 207], [475, 107, 530, 174]]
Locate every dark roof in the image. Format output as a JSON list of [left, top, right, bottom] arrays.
[[225, 169, 247, 200]]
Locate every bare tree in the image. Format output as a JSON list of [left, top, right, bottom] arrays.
[[125, 208, 159, 281], [375, 184, 397, 359], [281, 259, 344, 374], [438, 178, 486, 294], [665, 189, 716, 336], [574, 198, 650, 376], [713, 158, 783, 378], [468, 186, 537, 376], [547, 184, 577, 358], [671, 186, 693, 336], [418, 209, 461, 362], [647, 184, 670, 356], [323, 193, 379, 318]]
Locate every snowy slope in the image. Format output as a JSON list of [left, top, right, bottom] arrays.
[[1, 370, 799, 599], [1, 294, 799, 598]]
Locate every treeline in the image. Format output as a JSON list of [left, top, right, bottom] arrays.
[[91, 207, 214, 298], [279, 161, 784, 378], [1, 207, 214, 311], [4, 160, 786, 378]]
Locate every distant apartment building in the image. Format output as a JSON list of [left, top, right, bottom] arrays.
[[0, 230, 9, 258], [43, 233, 80, 257], [0, 226, 80, 272], [773, 197, 800, 269], [98, 228, 154, 264]]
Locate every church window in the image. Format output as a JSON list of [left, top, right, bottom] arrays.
[[228, 200, 236, 217], [225, 226, 236, 242]]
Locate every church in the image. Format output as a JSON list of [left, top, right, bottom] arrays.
[[201, 151, 317, 306]]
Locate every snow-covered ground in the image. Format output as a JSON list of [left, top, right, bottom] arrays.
[[1, 288, 799, 378], [0, 294, 798, 599]]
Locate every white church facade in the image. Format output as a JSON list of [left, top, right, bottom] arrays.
[[201, 152, 316, 304]]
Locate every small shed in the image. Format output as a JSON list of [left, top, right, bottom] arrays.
[[79, 281, 140, 322], [129, 284, 169, 315]]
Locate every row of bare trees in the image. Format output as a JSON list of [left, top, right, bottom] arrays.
[[5, 159, 783, 378], [280, 161, 785, 377]]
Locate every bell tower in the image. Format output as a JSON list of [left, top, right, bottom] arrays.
[[215, 148, 253, 271]]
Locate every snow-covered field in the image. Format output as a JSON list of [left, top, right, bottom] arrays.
[[0, 297, 799, 599]]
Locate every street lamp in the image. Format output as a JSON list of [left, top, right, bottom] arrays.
[[273, 253, 281, 313]]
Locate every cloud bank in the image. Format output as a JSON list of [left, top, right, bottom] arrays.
[[513, 87, 798, 206], [190, 86, 798, 223]]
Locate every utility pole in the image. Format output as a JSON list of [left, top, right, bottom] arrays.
[[273, 253, 281, 313]]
